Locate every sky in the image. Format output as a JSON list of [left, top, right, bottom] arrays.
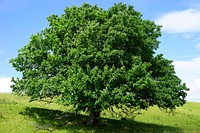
[[0, 0, 200, 102]]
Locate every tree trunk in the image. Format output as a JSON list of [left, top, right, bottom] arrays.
[[86, 109, 101, 126]]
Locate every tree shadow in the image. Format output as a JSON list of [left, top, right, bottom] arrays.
[[20, 107, 183, 133]]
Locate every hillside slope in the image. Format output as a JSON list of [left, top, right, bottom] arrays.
[[0, 94, 200, 133]]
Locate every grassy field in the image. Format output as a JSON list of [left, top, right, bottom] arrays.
[[0, 93, 200, 133]]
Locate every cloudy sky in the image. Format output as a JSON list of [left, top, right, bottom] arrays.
[[0, 0, 200, 102]]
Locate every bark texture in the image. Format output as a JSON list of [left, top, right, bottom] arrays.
[[86, 109, 101, 126]]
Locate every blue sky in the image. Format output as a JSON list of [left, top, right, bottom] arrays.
[[0, 0, 200, 101]]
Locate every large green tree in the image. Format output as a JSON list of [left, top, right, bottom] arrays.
[[10, 3, 188, 125]]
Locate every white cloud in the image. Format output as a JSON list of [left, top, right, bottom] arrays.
[[155, 8, 200, 33], [187, 78, 200, 101], [173, 57, 200, 102], [195, 43, 200, 50], [0, 77, 12, 93]]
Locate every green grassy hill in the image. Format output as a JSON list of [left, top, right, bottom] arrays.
[[0, 93, 200, 133]]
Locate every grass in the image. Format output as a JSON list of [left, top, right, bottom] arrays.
[[0, 93, 200, 133]]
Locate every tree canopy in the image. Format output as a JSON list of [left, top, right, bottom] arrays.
[[10, 3, 189, 125]]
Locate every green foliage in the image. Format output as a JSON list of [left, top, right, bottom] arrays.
[[10, 3, 188, 125]]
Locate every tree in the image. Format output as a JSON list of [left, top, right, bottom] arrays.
[[10, 3, 189, 125]]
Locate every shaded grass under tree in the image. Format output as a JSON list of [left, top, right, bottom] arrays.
[[1, 94, 200, 132], [20, 106, 183, 133]]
